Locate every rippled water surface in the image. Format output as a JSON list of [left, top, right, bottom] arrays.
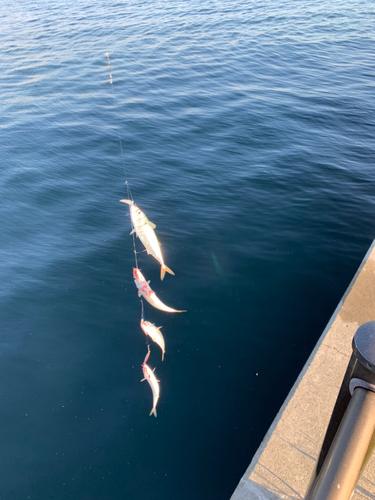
[[1, 1, 375, 498]]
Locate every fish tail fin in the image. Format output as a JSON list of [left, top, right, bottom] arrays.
[[161, 265, 174, 280], [150, 407, 157, 417]]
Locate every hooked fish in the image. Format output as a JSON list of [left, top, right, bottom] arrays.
[[133, 268, 186, 313], [120, 199, 174, 280], [141, 318, 165, 361], [141, 346, 160, 417]]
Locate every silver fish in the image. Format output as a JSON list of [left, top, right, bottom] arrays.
[[141, 318, 165, 361], [141, 346, 160, 417], [133, 268, 186, 313], [120, 199, 174, 280]]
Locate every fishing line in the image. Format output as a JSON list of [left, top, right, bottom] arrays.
[[105, 53, 139, 270], [105, 53, 132, 201], [140, 298, 150, 347], [140, 297, 145, 320]]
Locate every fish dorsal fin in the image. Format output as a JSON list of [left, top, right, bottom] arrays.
[[138, 290, 142, 297], [149, 221, 156, 229], [147, 280, 150, 285]]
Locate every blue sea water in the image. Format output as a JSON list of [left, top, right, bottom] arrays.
[[1, 0, 375, 498]]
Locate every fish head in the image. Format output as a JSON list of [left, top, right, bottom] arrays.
[[133, 267, 148, 285], [130, 204, 147, 227], [142, 363, 152, 380], [133, 267, 144, 284], [140, 318, 148, 330]]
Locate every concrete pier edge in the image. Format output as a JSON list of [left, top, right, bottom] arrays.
[[230, 238, 375, 500]]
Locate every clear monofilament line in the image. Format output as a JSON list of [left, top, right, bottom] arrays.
[[140, 297, 145, 320], [105, 53, 133, 202], [105, 52, 139, 269], [140, 298, 149, 346]]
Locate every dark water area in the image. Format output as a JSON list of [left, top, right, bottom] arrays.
[[1, 0, 375, 498]]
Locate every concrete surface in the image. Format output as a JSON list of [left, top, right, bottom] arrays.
[[230, 240, 375, 500]]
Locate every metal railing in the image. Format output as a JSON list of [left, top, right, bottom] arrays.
[[306, 321, 375, 500]]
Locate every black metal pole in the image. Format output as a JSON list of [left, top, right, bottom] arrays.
[[306, 321, 375, 500], [306, 387, 375, 500]]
